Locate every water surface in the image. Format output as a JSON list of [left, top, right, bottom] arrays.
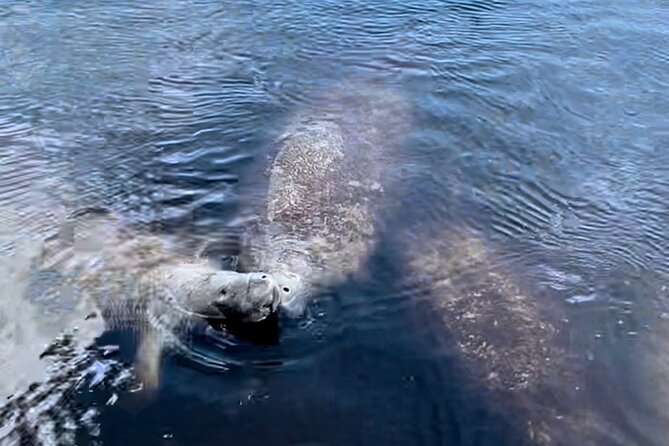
[[1, 1, 668, 445]]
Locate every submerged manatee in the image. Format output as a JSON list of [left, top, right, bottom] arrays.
[[403, 227, 609, 445], [1, 210, 281, 444], [242, 85, 410, 315], [35, 208, 280, 386]]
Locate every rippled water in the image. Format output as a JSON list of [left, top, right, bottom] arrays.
[[1, 0, 668, 445]]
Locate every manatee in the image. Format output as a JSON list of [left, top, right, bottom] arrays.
[[401, 226, 609, 445], [0, 208, 281, 444], [241, 84, 411, 315], [32, 208, 280, 387]]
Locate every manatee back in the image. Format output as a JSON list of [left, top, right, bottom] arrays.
[[242, 83, 412, 312], [261, 120, 379, 278], [266, 120, 346, 234]]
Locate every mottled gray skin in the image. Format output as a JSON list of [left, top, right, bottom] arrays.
[[245, 119, 383, 315], [404, 228, 609, 445], [35, 209, 280, 386], [240, 83, 411, 315]]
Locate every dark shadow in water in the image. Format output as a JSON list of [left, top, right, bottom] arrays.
[[206, 313, 281, 346]]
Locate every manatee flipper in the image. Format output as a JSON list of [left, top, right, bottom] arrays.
[[136, 328, 165, 389]]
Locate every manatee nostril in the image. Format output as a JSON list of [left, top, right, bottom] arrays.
[[283, 287, 290, 293], [261, 274, 267, 280], [219, 288, 227, 296]]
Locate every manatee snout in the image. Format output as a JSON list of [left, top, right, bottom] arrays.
[[246, 272, 282, 317], [211, 272, 281, 323], [270, 270, 308, 317]]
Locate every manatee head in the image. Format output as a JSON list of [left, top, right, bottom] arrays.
[[270, 270, 311, 317], [209, 271, 282, 323], [158, 266, 281, 323]]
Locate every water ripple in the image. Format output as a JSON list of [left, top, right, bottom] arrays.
[[1, 0, 669, 444]]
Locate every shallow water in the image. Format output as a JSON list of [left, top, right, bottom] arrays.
[[1, 0, 668, 445]]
